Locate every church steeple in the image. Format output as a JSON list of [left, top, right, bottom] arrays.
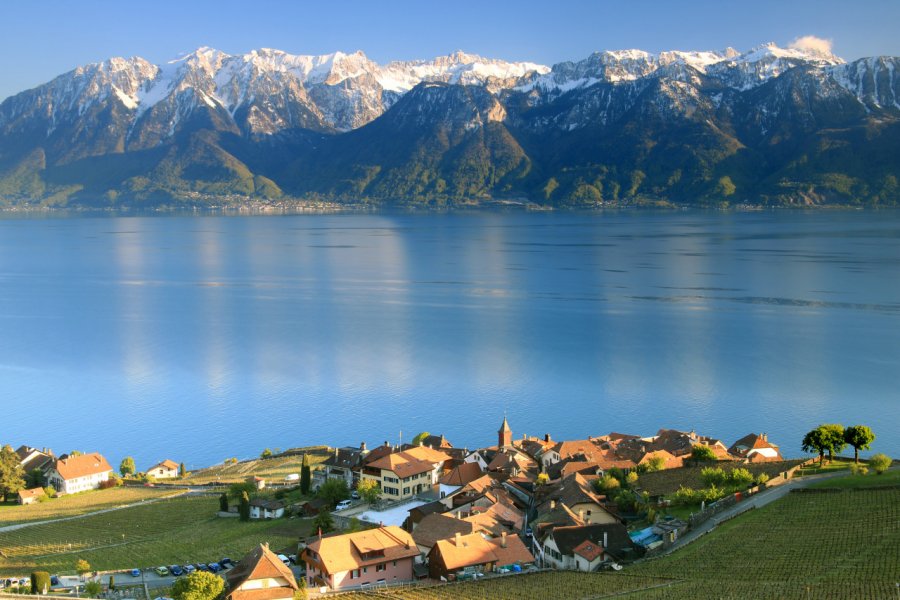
[[498, 415, 512, 448]]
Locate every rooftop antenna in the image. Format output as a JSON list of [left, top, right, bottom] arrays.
[[399, 429, 402, 449]]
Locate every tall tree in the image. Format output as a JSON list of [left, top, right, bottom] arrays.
[[316, 478, 349, 508], [356, 479, 381, 504], [179, 462, 186, 477], [313, 509, 334, 534], [843, 425, 875, 463], [411, 432, 430, 446], [172, 571, 224, 600], [802, 427, 829, 465], [218, 493, 229, 513], [300, 453, 311, 495], [0, 444, 25, 501], [821, 424, 846, 462], [238, 491, 251, 521], [119, 456, 136, 477]]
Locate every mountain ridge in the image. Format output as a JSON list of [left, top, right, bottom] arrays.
[[1, 43, 898, 208]]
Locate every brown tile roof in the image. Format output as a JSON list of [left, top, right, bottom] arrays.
[[461, 474, 496, 494], [432, 532, 533, 571], [150, 459, 179, 471], [729, 433, 782, 458], [367, 446, 451, 478], [18, 487, 46, 501], [421, 434, 453, 449], [489, 534, 534, 567], [227, 589, 294, 600], [53, 453, 112, 481], [638, 450, 683, 470], [553, 439, 603, 461], [439, 462, 483, 487], [305, 526, 418, 575], [549, 523, 637, 561], [572, 539, 604, 562], [225, 543, 297, 600], [412, 513, 478, 550]]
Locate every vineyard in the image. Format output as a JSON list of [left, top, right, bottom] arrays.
[[634, 459, 805, 497], [0, 495, 313, 576], [181, 446, 331, 484], [0, 487, 174, 528]]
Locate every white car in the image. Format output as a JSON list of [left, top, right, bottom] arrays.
[[277, 554, 291, 567], [335, 500, 353, 511]]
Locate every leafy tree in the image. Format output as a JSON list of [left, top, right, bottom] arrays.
[[313, 509, 334, 534], [75, 559, 91, 578], [180, 462, 187, 477], [645, 456, 666, 472], [293, 576, 307, 600], [25, 468, 45, 489], [317, 478, 349, 508], [625, 471, 639, 486], [535, 473, 550, 486], [756, 473, 770, 485], [868, 453, 892, 475], [728, 468, 754, 487], [715, 175, 736, 198], [0, 444, 25, 501], [412, 432, 430, 446], [219, 493, 229, 512], [802, 426, 830, 465], [356, 479, 381, 504], [30, 572, 51, 594], [691, 445, 717, 462], [300, 453, 311, 495], [172, 571, 225, 600], [849, 463, 869, 476], [261, 448, 273, 459], [229, 481, 255, 499], [596, 474, 620, 492], [238, 491, 251, 521], [820, 424, 846, 462], [83, 581, 102, 598], [843, 425, 875, 463], [701, 467, 726, 487], [119, 456, 136, 477]]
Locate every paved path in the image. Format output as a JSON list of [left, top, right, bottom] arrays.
[[0, 490, 190, 534], [655, 469, 868, 556]]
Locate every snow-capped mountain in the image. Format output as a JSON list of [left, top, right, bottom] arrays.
[[0, 43, 898, 208]]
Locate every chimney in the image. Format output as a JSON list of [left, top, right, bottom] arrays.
[[360, 441, 367, 452], [334, 448, 339, 458], [384, 440, 390, 447], [578, 510, 584, 522], [545, 433, 551, 443], [500, 531, 508, 548], [455, 532, 462, 546], [603, 531, 608, 549], [457, 511, 462, 519], [550, 500, 556, 510], [761, 433, 767, 442]]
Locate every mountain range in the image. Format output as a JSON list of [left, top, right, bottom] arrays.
[[1, 43, 898, 208]]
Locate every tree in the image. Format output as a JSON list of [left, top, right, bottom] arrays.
[[843, 425, 875, 463], [293, 576, 307, 600], [317, 478, 349, 508], [356, 479, 381, 504], [300, 453, 311, 495], [535, 473, 550, 486], [83, 581, 102, 598], [119, 456, 136, 477], [75, 559, 91, 578], [172, 571, 225, 600], [261, 448, 273, 459], [715, 175, 736, 198], [229, 481, 255, 499], [869, 453, 892, 475], [625, 471, 639, 486], [691, 445, 717, 462], [821, 424, 846, 462], [108, 575, 115, 591], [0, 444, 25, 501], [596, 474, 620, 492], [180, 462, 187, 477], [25, 468, 45, 489], [645, 456, 666, 472], [802, 426, 830, 465], [313, 509, 334, 534], [43, 485, 56, 498], [219, 493, 229, 512], [701, 467, 726, 487], [238, 491, 251, 521], [30, 572, 51, 595], [411, 432, 430, 446]]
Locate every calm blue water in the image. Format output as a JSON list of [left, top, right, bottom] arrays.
[[1, 210, 898, 470]]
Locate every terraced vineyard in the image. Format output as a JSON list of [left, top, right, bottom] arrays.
[[182, 447, 331, 484], [0, 487, 175, 528], [0, 495, 312, 576]]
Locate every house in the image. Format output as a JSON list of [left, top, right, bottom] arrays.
[[320, 443, 369, 489], [302, 526, 419, 591], [249, 499, 286, 520], [46, 453, 112, 495], [15, 446, 55, 476], [147, 459, 179, 479], [410, 513, 479, 559], [729, 433, 783, 462], [535, 473, 621, 526], [361, 445, 451, 501], [438, 462, 483, 498], [539, 523, 637, 570], [300, 498, 328, 517], [17, 487, 46, 505], [224, 543, 298, 600], [428, 531, 534, 579], [419, 434, 453, 450]]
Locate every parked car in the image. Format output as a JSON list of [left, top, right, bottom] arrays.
[[154, 566, 169, 577], [183, 565, 195, 574], [207, 563, 221, 573], [50, 576, 60, 586], [277, 554, 291, 567], [169, 565, 183, 576], [130, 569, 141, 578], [219, 558, 233, 568], [195, 563, 209, 572], [335, 500, 352, 511], [350, 491, 360, 500], [288, 554, 297, 565], [18, 579, 29, 586]]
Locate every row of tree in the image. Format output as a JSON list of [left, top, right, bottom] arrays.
[[801, 424, 876, 465]]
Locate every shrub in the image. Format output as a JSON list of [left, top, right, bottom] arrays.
[[728, 468, 754, 487], [626, 471, 639, 486], [849, 463, 869, 476], [30, 571, 51, 594], [260, 448, 273, 459], [868, 453, 892, 475], [83, 581, 102, 598], [172, 571, 225, 600], [756, 473, 770, 485], [596, 474, 621, 492], [671, 486, 700, 506], [701, 467, 726, 487], [43, 485, 56, 498], [691, 445, 717, 461]]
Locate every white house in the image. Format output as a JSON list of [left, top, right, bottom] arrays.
[[46, 453, 112, 495], [147, 459, 179, 479], [249, 499, 286, 520]]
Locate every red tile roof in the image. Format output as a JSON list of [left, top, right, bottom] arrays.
[[367, 446, 451, 478], [305, 526, 418, 575], [225, 543, 297, 600], [53, 453, 112, 480]]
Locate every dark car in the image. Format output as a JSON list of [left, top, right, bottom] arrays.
[[219, 558, 233, 568], [169, 565, 184, 576], [183, 565, 196, 575], [207, 563, 221, 573], [50, 576, 60, 586], [195, 563, 208, 572], [130, 569, 141, 578]]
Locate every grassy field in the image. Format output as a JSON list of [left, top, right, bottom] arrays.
[[808, 468, 900, 489], [0, 487, 176, 528], [0, 495, 313, 577], [181, 447, 331, 485]]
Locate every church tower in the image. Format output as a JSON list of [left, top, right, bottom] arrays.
[[498, 416, 512, 448]]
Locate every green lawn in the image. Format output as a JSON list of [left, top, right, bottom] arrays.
[[0, 495, 313, 576], [0, 487, 176, 528], [808, 468, 900, 489]]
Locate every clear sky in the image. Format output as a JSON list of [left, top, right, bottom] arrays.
[[2, 0, 899, 101]]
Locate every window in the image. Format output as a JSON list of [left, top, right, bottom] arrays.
[[351, 569, 359, 579], [403, 487, 410, 495], [376, 563, 385, 572], [392, 561, 397, 567], [363, 567, 367, 574]]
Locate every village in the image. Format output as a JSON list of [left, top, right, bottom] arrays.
[[3, 416, 855, 599]]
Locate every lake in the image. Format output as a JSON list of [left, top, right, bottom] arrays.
[[1, 209, 898, 469]]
